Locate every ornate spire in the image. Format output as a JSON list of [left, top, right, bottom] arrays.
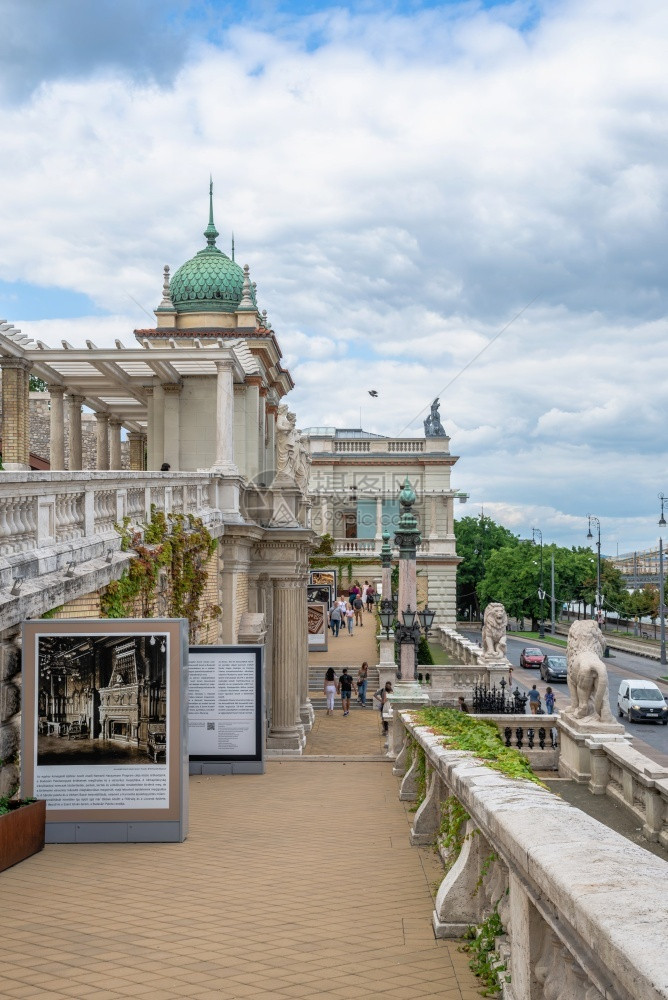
[[231, 232, 235, 261], [204, 176, 219, 248], [156, 264, 175, 312], [237, 264, 255, 311]]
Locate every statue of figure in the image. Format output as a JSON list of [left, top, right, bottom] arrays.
[[275, 405, 298, 483], [564, 620, 615, 725], [424, 398, 447, 437], [481, 602, 508, 659], [294, 430, 311, 495]]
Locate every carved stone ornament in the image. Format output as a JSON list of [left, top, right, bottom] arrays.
[[564, 619, 617, 727], [275, 404, 298, 484], [480, 602, 509, 662]]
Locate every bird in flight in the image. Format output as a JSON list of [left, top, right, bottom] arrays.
[[368, 389, 378, 397]]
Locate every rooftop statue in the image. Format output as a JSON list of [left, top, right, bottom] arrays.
[[424, 398, 447, 437]]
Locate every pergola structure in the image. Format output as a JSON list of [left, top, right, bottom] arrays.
[[0, 319, 288, 474]]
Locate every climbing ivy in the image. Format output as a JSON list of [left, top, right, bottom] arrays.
[[101, 506, 220, 641], [415, 707, 546, 787], [461, 907, 509, 996], [438, 796, 470, 872]]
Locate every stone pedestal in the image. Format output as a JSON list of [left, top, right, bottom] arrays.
[[269, 484, 301, 527], [557, 714, 629, 783]]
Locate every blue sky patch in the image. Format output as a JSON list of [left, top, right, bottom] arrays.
[[0, 281, 108, 322]]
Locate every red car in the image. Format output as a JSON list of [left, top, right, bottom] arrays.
[[520, 647, 544, 669]]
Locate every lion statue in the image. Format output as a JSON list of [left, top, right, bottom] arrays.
[[565, 619, 615, 724], [481, 602, 508, 659]]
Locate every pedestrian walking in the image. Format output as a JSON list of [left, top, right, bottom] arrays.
[[338, 668, 355, 715], [353, 593, 364, 626], [337, 596, 347, 621], [528, 684, 540, 715], [380, 681, 393, 738], [365, 583, 375, 612], [508, 666, 513, 689], [324, 667, 337, 715], [345, 605, 354, 635], [362, 581, 369, 605], [348, 582, 360, 605], [329, 603, 341, 638], [357, 662, 369, 706], [545, 687, 556, 715]]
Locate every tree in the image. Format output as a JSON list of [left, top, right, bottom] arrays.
[[477, 541, 540, 624], [29, 375, 47, 392], [454, 515, 519, 619]]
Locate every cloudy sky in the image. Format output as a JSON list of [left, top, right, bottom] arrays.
[[1, 0, 667, 554]]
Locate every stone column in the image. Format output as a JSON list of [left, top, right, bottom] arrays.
[[162, 383, 181, 469], [109, 419, 122, 469], [298, 579, 314, 729], [267, 578, 305, 752], [429, 495, 438, 539], [0, 358, 30, 470], [128, 431, 144, 471], [213, 360, 238, 474], [48, 384, 65, 470], [95, 412, 110, 470], [153, 383, 165, 469], [375, 495, 383, 545], [244, 377, 262, 483], [144, 386, 155, 469], [67, 394, 85, 470], [266, 402, 277, 481]]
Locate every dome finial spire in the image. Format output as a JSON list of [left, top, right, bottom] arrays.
[[204, 175, 219, 247]]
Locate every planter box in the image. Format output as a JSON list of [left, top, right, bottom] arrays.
[[0, 800, 46, 873]]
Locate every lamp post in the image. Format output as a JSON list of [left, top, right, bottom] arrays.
[[659, 494, 666, 666], [532, 527, 545, 639], [586, 514, 602, 623]]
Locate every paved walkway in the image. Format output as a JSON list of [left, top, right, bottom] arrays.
[[308, 611, 379, 669], [0, 716, 479, 1000]]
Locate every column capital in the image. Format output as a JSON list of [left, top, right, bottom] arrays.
[[109, 417, 123, 428], [215, 358, 235, 373], [0, 356, 30, 372], [273, 577, 304, 591], [246, 375, 263, 388], [162, 382, 182, 395], [94, 410, 110, 423], [47, 383, 66, 397], [127, 429, 143, 441], [143, 384, 155, 397], [68, 393, 85, 406]]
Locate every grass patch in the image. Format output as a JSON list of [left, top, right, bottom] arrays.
[[512, 631, 567, 648], [427, 642, 454, 665], [415, 707, 546, 787]]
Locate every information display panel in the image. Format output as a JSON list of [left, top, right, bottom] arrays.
[[21, 619, 188, 843], [188, 645, 263, 774], [307, 602, 328, 650], [310, 569, 337, 596]]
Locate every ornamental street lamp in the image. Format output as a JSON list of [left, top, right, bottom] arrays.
[[586, 514, 602, 623], [532, 527, 545, 639], [659, 494, 666, 666]]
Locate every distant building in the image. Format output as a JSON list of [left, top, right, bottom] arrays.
[[303, 416, 465, 625]]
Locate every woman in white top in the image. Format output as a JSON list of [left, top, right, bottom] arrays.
[[323, 667, 337, 715]]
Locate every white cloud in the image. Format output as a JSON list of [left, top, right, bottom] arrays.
[[2, 0, 668, 552]]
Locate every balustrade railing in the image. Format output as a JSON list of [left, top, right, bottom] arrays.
[[391, 711, 667, 1000], [0, 471, 225, 563]]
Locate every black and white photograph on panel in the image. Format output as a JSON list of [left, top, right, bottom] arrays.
[[37, 632, 168, 766]]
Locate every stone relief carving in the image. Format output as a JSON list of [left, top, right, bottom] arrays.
[[564, 619, 616, 725], [293, 429, 311, 495], [480, 602, 508, 660], [423, 397, 447, 437], [275, 404, 298, 483]]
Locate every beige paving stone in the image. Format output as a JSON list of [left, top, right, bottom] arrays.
[[0, 728, 480, 1000]]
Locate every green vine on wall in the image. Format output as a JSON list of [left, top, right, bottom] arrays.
[[100, 507, 220, 641], [437, 796, 470, 872], [461, 906, 509, 996]]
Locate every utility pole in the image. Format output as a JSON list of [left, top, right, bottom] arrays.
[[551, 551, 556, 636]]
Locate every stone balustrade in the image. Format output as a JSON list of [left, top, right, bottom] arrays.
[[435, 625, 483, 664], [0, 471, 226, 630], [392, 710, 668, 1000], [586, 737, 668, 846]]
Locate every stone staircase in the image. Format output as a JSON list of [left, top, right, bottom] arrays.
[[309, 664, 381, 709]]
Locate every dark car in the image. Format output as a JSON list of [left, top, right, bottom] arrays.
[[540, 655, 568, 682], [519, 647, 544, 669]]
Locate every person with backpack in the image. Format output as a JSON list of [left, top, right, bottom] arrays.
[[365, 583, 375, 613], [338, 668, 355, 715], [353, 593, 364, 627]]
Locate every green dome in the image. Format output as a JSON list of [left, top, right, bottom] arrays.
[[170, 246, 245, 314], [168, 181, 250, 314]]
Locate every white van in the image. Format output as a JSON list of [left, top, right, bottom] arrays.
[[617, 679, 668, 724]]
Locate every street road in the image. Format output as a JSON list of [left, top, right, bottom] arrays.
[[460, 631, 668, 766]]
